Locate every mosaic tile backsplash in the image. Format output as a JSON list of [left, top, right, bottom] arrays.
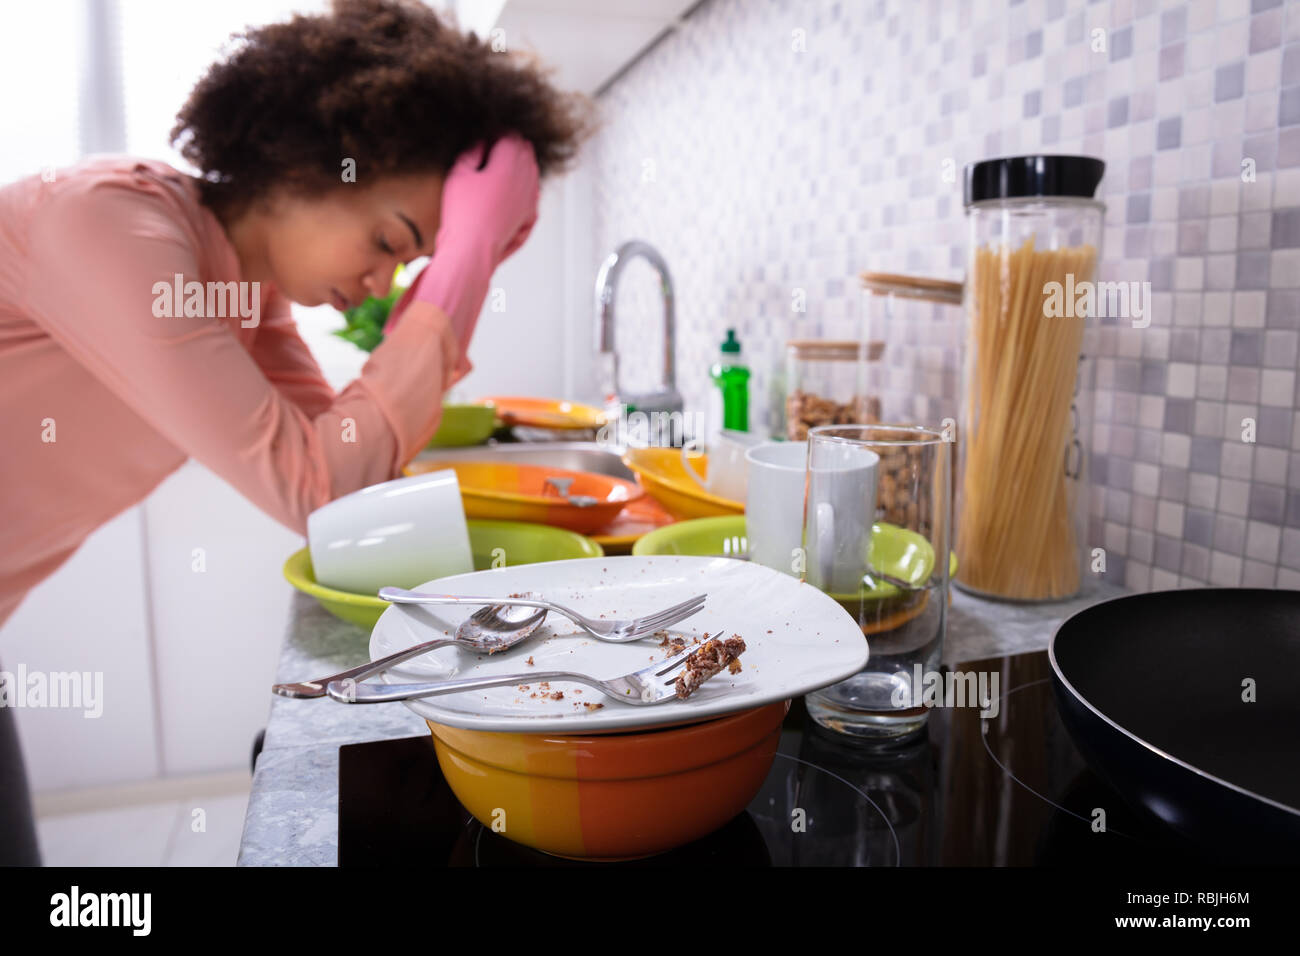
[[590, 0, 1300, 592]]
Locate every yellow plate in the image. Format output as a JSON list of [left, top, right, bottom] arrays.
[[622, 446, 745, 520], [479, 396, 607, 431]]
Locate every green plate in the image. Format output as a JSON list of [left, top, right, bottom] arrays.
[[632, 514, 956, 602], [284, 519, 604, 631], [427, 404, 499, 448]]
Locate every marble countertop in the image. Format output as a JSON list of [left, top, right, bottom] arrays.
[[236, 578, 1128, 866]]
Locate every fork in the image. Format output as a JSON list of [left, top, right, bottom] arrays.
[[326, 632, 720, 705], [377, 587, 706, 643]]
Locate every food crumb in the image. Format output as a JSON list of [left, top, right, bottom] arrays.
[[550, 691, 564, 701], [526, 656, 535, 666], [583, 702, 604, 711], [674, 635, 747, 699]]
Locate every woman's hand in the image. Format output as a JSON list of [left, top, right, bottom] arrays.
[[383, 132, 540, 372], [435, 132, 540, 268]]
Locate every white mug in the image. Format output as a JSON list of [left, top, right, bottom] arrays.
[[744, 441, 808, 576], [806, 445, 880, 594], [307, 470, 474, 595], [682, 429, 763, 502]]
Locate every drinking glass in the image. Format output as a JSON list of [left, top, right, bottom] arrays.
[[802, 425, 952, 742]]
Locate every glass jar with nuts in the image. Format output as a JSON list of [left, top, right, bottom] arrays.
[[783, 339, 884, 441]]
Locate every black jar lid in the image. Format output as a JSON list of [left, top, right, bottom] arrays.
[[963, 155, 1105, 206]]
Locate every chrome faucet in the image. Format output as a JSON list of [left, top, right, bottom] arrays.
[[594, 239, 684, 418]]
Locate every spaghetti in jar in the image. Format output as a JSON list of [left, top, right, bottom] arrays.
[[956, 155, 1106, 602]]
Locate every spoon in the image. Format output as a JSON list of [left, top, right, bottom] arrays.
[[860, 568, 928, 593], [272, 601, 548, 699]]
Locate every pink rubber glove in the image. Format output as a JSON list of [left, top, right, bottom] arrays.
[[384, 133, 540, 386]]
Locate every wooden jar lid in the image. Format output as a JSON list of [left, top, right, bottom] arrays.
[[785, 339, 885, 361], [859, 271, 963, 304]]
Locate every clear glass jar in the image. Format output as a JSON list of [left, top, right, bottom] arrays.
[[783, 339, 884, 441], [859, 272, 964, 428], [955, 155, 1106, 602], [857, 273, 964, 537]]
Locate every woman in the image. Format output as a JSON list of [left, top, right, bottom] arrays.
[[0, 0, 590, 863]]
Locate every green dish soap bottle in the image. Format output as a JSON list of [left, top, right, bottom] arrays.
[[709, 328, 750, 433]]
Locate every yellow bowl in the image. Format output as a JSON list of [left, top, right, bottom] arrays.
[[621, 447, 745, 520], [428, 699, 789, 860]]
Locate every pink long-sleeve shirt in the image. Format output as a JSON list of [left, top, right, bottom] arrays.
[[0, 155, 471, 629]]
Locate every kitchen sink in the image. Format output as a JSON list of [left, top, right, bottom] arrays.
[[411, 441, 635, 482]]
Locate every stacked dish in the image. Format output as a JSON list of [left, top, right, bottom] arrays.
[[363, 555, 868, 859], [285, 519, 603, 629], [404, 459, 645, 535]]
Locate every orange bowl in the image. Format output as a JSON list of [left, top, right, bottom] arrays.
[[404, 459, 643, 534], [427, 700, 790, 860], [478, 395, 607, 430]]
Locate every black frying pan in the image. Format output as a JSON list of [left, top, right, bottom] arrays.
[[1050, 588, 1300, 863]]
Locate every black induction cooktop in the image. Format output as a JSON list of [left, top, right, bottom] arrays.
[[337, 649, 1219, 867]]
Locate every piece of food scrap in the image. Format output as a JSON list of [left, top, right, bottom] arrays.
[[674, 635, 746, 699], [658, 630, 703, 659]]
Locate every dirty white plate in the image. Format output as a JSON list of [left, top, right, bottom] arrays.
[[368, 555, 868, 733]]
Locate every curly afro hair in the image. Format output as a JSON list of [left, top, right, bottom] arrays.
[[170, 0, 595, 223]]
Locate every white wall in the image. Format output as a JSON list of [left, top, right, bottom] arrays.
[[140, 463, 297, 777], [447, 169, 575, 400]]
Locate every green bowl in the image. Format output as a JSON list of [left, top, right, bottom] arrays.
[[427, 404, 499, 447], [633, 514, 956, 602], [285, 518, 604, 630]]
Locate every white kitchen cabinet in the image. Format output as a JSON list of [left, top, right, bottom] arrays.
[[142, 460, 301, 777], [0, 506, 160, 791], [0, 462, 301, 791], [561, 154, 599, 404]]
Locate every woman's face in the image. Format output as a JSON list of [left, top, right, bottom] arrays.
[[238, 172, 445, 309]]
